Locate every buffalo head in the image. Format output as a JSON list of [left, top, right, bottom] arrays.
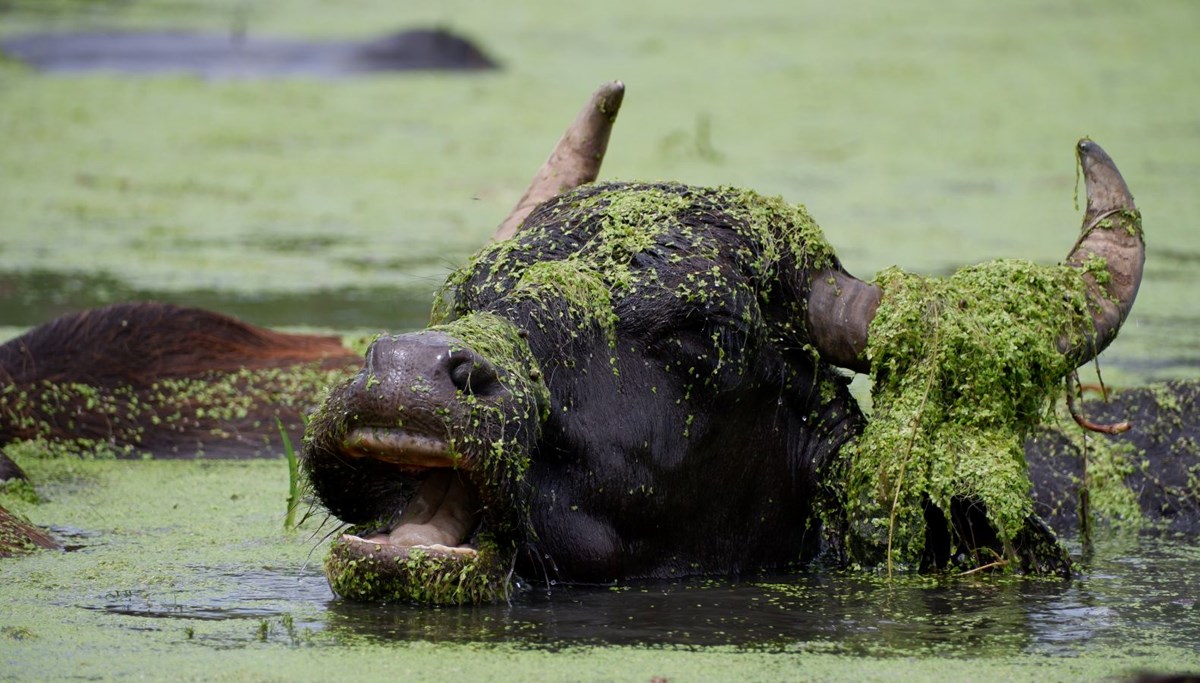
[[301, 83, 1144, 603]]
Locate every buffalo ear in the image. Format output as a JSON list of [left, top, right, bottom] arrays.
[[493, 81, 625, 241]]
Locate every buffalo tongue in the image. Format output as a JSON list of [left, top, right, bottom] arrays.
[[377, 469, 477, 548]]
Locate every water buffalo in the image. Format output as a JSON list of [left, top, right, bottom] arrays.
[[0, 304, 360, 558], [0, 302, 360, 463], [297, 84, 1148, 603], [1028, 379, 1200, 537], [1, 83, 1185, 602], [0, 28, 496, 78]]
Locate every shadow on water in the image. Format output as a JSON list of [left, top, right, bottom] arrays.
[[83, 537, 1198, 657], [87, 565, 335, 622], [323, 574, 1059, 654], [0, 269, 435, 332]]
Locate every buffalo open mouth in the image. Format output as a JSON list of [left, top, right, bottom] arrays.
[[339, 427, 481, 558], [323, 427, 508, 604]]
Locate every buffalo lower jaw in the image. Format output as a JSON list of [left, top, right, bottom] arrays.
[[323, 438, 513, 604], [325, 530, 505, 606], [336, 534, 478, 561]]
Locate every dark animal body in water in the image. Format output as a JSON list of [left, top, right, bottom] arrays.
[[1028, 379, 1200, 536], [297, 87, 1155, 602], [304, 180, 869, 591], [0, 83, 1194, 604], [0, 27, 497, 78], [0, 301, 360, 463]]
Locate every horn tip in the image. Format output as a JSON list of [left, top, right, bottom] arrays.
[[1076, 137, 1115, 168], [593, 81, 626, 118], [1076, 137, 1135, 213]]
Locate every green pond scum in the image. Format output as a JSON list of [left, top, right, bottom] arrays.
[[0, 361, 355, 459], [830, 199, 1147, 573], [3, 0, 1200, 678], [2, 460, 1199, 681], [837, 260, 1095, 571]]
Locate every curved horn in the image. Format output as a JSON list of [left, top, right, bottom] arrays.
[[493, 81, 625, 241], [806, 267, 881, 373], [805, 140, 1144, 374], [1062, 138, 1145, 365]]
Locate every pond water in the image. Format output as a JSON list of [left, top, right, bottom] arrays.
[[2, 0, 1199, 679], [2, 0, 1198, 385], [3, 460, 1198, 681]]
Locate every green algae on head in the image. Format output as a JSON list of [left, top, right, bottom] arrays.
[[316, 181, 855, 603], [835, 260, 1099, 571], [431, 182, 846, 416], [316, 312, 548, 605], [832, 139, 1146, 572], [325, 532, 508, 605], [439, 182, 839, 375], [512, 259, 620, 349]]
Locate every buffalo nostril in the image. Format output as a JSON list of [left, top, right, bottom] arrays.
[[448, 355, 501, 396]]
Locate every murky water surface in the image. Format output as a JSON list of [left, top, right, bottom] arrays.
[[73, 544, 1200, 655], [59, 543, 1200, 660], [3, 461, 1198, 680], [2, 0, 1199, 679], [326, 541, 1200, 655]]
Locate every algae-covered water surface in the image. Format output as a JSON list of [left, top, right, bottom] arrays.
[[2, 0, 1198, 387], [3, 459, 1199, 681], [3, 0, 1200, 680]]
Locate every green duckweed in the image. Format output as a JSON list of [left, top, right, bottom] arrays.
[[837, 259, 1104, 570], [1, 362, 355, 459], [325, 535, 507, 605]]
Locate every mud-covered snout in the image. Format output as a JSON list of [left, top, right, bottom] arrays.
[[345, 330, 508, 434], [302, 314, 548, 526], [301, 314, 548, 604], [300, 330, 506, 527]]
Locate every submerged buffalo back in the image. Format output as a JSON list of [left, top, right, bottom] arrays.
[[1026, 380, 1200, 535], [0, 302, 352, 386], [1, 302, 360, 458]]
